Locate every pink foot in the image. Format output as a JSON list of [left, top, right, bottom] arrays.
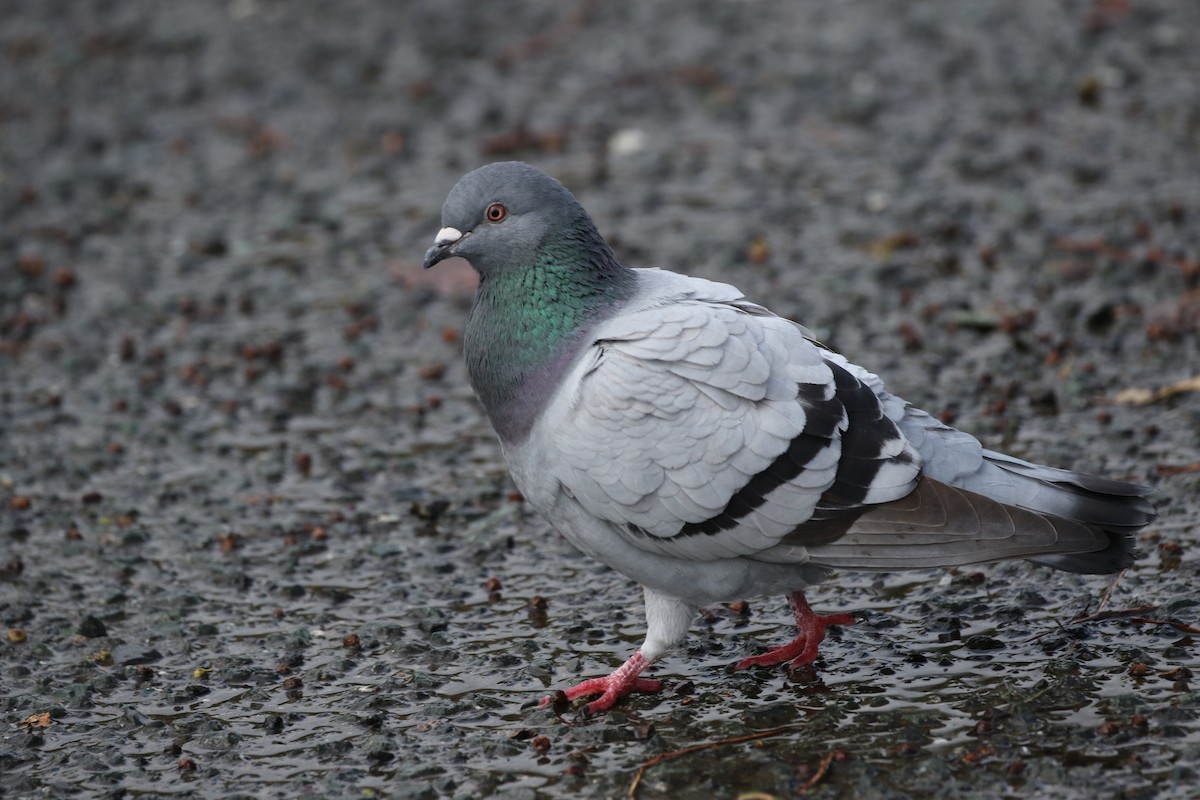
[[539, 651, 663, 714], [735, 591, 856, 670]]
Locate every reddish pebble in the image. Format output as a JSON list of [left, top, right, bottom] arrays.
[[747, 237, 769, 265], [726, 600, 750, 615], [897, 321, 923, 351], [419, 363, 447, 380], [381, 130, 405, 154], [293, 452, 312, 476], [962, 746, 994, 764], [16, 255, 45, 276]]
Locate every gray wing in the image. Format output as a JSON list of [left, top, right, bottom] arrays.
[[547, 274, 921, 562]]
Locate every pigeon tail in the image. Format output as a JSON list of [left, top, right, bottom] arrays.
[[799, 477, 1142, 573], [890, 408, 1154, 574], [1025, 529, 1135, 574], [975, 451, 1151, 574]]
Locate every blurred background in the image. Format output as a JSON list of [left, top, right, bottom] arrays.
[[2, 1, 1198, 798]]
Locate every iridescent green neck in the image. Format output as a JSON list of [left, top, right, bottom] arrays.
[[464, 237, 636, 443]]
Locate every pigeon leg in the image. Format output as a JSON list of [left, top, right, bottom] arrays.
[[735, 591, 856, 670], [540, 651, 663, 714]]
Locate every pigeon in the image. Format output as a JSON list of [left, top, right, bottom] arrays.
[[422, 161, 1156, 714]]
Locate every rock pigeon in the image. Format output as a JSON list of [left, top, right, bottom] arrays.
[[422, 161, 1156, 714]]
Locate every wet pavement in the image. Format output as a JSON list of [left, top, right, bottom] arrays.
[[2, 1, 1199, 797]]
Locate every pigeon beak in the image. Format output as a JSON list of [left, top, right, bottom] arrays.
[[423, 226, 465, 269]]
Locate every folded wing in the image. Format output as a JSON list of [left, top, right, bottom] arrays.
[[548, 272, 921, 562]]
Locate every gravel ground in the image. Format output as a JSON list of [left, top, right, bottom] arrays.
[[2, 1, 1199, 798]]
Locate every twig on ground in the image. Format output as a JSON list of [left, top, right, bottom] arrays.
[[1071, 604, 1161, 623], [1127, 617, 1200, 634], [1095, 569, 1126, 614], [627, 727, 797, 799], [797, 750, 838, 795], [1070, 603, 1199, 633]]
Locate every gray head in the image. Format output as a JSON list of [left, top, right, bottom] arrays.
[[422, 162, 621, 278], [422, 162, 635, 444]]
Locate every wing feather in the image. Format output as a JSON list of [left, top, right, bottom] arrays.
[[542, 271, 922, 562]]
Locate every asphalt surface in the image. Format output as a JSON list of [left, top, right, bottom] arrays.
[[2, 1, 1199, 798]]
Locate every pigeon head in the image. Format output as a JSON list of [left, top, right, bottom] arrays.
[[423, 161, 617, 279], [423, 162, 636, 443]]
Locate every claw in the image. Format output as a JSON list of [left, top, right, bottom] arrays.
[[735, 591, 856, 670], [539, 651, 662, 714]]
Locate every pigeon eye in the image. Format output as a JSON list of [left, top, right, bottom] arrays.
[[485, 202, 507, 223]]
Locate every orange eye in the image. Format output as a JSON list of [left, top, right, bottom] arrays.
[[485, 202, 507, 222]]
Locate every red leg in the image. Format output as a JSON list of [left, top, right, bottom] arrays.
[[539, 651, 663, 714], [735, 591, 856, 670]]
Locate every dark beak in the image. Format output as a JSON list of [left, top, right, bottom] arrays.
[[423, 226, 465, 269]]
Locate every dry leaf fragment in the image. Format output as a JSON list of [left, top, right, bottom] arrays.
[[20, 712, 52, 729], [1112, 375, 1200, 406]]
